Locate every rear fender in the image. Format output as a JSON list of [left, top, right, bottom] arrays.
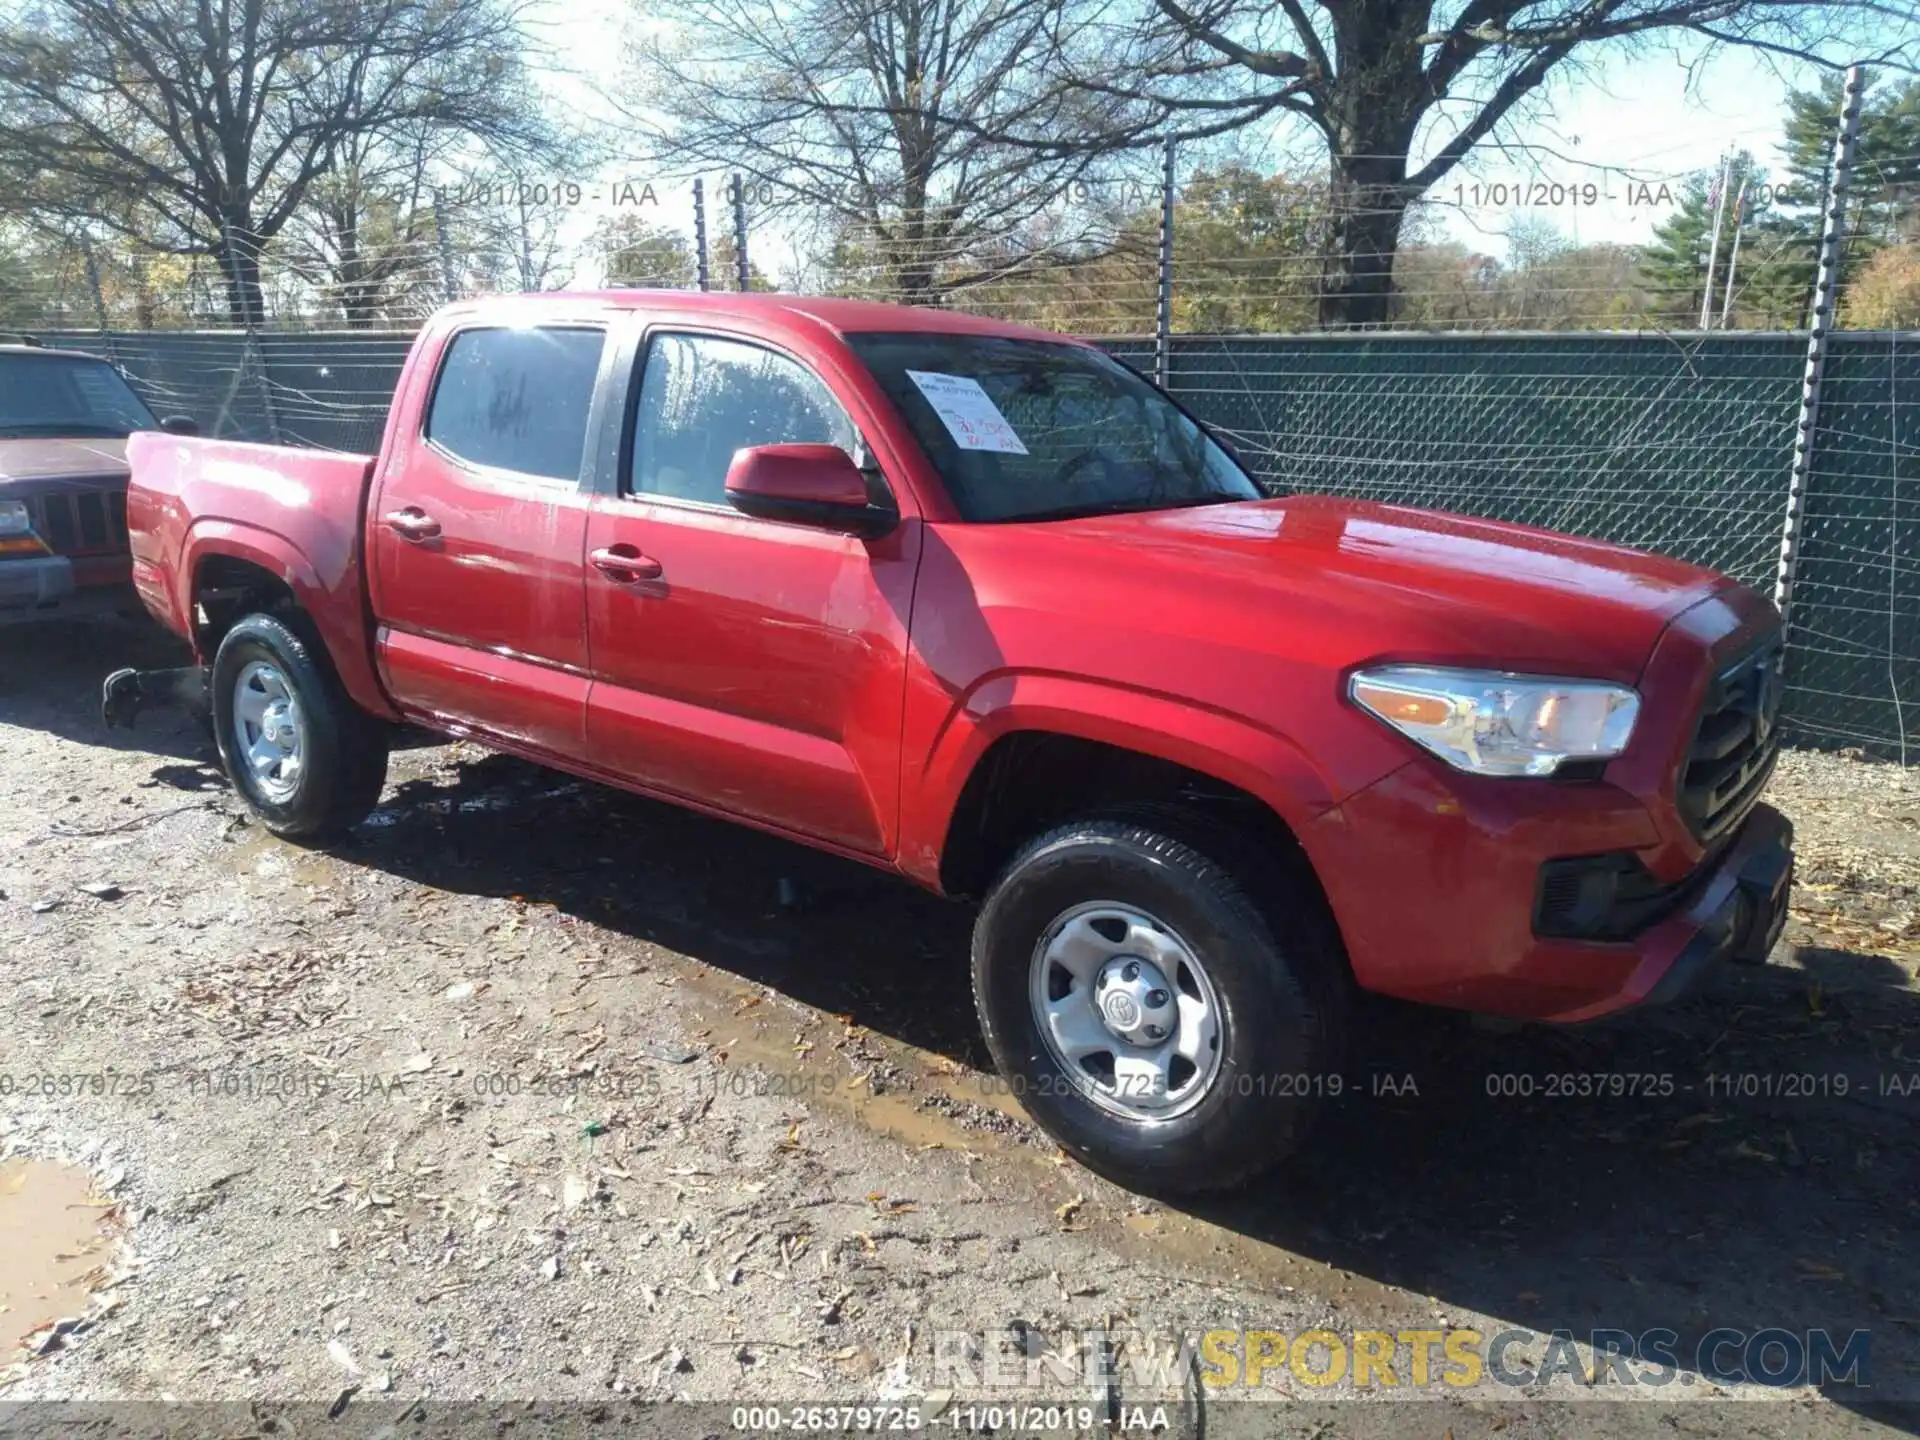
[[182, 520, 398, 721]]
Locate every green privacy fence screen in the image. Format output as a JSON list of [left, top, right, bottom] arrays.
[[43, 326, 1918, 761]]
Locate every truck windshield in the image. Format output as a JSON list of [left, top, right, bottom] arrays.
[[846, 333, 1259, 523], [0, 353, 159, 439]]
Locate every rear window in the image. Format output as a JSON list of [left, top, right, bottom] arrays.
[[425, 327, 606, 481], [0, 353, 158, 438]]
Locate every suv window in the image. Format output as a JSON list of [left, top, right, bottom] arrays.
[[0, 353, 158, 438], [426, 326, 605, 481], [630, 333, 855, 506]]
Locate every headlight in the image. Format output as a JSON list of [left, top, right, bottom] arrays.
[[1349, 666, 1640, 777], [0, 500, 30, 537]]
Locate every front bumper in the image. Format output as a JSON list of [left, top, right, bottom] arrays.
[[1590, 802, 1792, 1016], [1305, 752, 1795, 1023], [0, 554, 133, 624], [0, 555, 75, 610]]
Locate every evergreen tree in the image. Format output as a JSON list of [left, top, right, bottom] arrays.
[[1782, 73, 1920, 245], [1638, 154, 1811, 328]]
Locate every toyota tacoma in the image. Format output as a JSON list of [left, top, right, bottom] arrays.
[[117, 293, 1793, 1191]]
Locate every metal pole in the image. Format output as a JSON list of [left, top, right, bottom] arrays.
[[219, 218, 281, 443], [731, 174, 750, 291], [80, 237, 110, 332], [1773, 62, 1866, 623], [1698, 156, 1730, 329], [432, 189, 459, 302], [693, 179, 711, 292], [1156, 138, 1175, 388], [1719, 177, 1749, 328]]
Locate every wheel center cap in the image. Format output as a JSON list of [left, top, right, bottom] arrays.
[[1093, 956, 1178, 1046]]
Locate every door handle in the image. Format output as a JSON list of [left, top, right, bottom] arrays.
[[384, 507, 442, 542], [590, 544, 663, 582]]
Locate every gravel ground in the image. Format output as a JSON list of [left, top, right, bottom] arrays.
[[1, 616, 1915, 1439]]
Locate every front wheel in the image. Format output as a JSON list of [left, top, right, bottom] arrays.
[[972, 819, 1343, 1194], [211, 612, 388, 843]]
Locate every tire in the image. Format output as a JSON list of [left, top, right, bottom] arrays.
[[211, 611, 388, 843], [972, 818, 1344, 1194]]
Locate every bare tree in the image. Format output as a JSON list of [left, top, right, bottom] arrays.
[[0, 0, 550, 325], [1043, 0, 1918, 326], [280, 128, 445, 326], [622, 0, 1140, 302]]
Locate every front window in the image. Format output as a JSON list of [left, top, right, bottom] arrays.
[[847, 333, 1259, 523], [629, 333, 857, 506], [0, 353, 158, 438]]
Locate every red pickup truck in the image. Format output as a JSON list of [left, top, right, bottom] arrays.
[[121, 292, 1792, 1191]]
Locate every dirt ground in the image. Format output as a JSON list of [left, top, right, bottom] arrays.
[[1, 616, 1916, 1439]]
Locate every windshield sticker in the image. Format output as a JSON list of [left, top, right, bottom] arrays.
[[906, 371, 1029, 455]]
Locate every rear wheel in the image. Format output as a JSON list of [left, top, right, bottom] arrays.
[[211, 612, 387, 843], [972, 818, 1343, 1194]]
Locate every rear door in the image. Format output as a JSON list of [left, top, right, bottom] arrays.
[[368, 320, 614, 758], [580, 327, 919, 856]]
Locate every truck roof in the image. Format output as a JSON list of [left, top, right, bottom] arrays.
[[438, 290, 1089, 346]]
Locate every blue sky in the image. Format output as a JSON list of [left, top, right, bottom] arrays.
[[1429, 42, 1812, 257]]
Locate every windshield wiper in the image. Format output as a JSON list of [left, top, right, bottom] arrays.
[[0, 422, 133, 438], [1011, 494, 1244, 524]]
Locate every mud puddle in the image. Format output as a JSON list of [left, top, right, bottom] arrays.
[[0, 1159, 119, 1358]]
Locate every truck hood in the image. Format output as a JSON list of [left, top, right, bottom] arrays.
[[0, 436, 131, 486], [957, 494, 1731, 685]]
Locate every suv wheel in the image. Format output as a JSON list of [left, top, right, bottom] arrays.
[[211, 612, 388, 843], [972, 818, 1343, 1193]]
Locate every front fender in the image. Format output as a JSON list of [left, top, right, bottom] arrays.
[[900, 670, 1345, 889], [182, 519, 397, 721]]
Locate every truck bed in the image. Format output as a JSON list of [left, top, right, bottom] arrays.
[[125, 433, 386, 714]]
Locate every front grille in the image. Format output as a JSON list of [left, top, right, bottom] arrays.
[[1679, 629, 1784, 844], [24, 487, 128, 556]]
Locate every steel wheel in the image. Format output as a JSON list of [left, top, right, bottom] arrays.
[[231, 659, 306, 803], [1028, 901, 1223, 1121]]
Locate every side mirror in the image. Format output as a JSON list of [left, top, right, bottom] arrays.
[[159, 415, 201, 437], [725, 443, 897, 538]]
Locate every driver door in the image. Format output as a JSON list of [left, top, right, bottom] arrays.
[[581, 328, 919, 856]]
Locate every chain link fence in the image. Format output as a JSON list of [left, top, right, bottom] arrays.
[[35, 325, 1918, 762]]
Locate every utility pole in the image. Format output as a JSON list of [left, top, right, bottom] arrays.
[[1699, 156, 1730, 329], [1156, 138, 1176, 388], [693, 179, 711, 292], [1773, 63, 1867, 623], [432, 191, 460, 302], [731, 174, 750, 292]]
